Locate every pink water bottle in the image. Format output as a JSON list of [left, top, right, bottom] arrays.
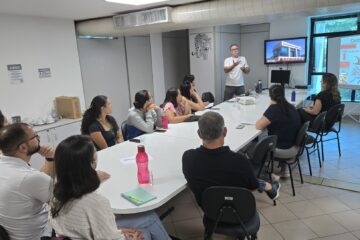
[[136, 145, 150, 184], [161, 111, 168, 129]]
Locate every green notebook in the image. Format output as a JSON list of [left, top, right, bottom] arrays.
[[121, 187, 157, 206]]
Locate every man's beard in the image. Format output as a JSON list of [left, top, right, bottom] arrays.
[[27, 144, 40, 156]]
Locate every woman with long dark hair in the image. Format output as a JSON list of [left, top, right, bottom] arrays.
[[81, 95, 122, 150], [255, 85, 301, 177], [180, 81, 205, 112], [298, 73, 341, 124], [50, 135, 171, 240], [127, 90, 163, 139], [163, 88, 192, 123]]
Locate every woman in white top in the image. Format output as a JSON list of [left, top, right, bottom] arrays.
[[50, 135, 171, 240]]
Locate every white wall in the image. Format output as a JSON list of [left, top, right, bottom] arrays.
[[77, 38, 131, 123], [215, 25, 241, 102], [0, 14, 85, 121], [269, 16, 308, 87], [189, 27, 215, 101], [162, 30, 189, 93], [240, 24, 270, 90], [125, 36, 154, 101]]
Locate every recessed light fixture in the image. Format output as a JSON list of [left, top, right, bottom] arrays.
[[105, 0, 169, 6]]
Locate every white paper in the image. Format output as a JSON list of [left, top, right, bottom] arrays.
[[205, 102, 214, 109], [120, 154, 153, 165]]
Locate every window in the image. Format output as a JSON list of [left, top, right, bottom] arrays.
[[339, 88, 352, 102], [309, 13, 360, 102], [314, 17, 358, 34]]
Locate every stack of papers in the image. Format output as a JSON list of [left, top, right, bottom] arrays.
[[121, 187, 157, 206]]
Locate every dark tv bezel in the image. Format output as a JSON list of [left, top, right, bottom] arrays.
[[264, 37, 308, 65]]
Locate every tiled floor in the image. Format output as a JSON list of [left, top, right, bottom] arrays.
[[296, 117, 360, 189], [156, 117, 360, 239], [159, 182, 360, 240]]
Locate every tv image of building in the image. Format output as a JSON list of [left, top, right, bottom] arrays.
[[268, 41, 305, 63]]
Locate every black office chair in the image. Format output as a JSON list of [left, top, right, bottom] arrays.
[[320, 104, 345, 159], [245, 135, 278, 205], [0, 225, 10, 240], [121, 120, 128, 141], [305, 112, 327, 174], [202, 92, 215, 103], [273, 121, 309, 196], [201, 186, 260, 240]]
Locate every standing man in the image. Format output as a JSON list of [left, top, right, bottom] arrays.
[[223, 43, 250, 101], [0, 123, 55, 240]]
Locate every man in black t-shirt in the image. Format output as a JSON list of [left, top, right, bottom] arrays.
[[182, 112, 280, 207]]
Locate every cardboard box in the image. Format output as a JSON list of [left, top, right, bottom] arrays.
[[56, 96, 81, 119]]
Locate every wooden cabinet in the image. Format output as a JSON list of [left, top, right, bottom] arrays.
[[30, 120, 81, 170]]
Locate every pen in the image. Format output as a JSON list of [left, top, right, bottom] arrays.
[[241, 122, 255, 125]]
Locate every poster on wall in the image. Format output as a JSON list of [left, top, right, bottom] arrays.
[[7, 64, 23, 84], [38, 68, 51, 79], [339, 35, 360, 89], [191, 33, 212, 60]]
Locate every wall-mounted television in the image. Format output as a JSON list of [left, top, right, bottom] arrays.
[[264, 37, 307, 64]]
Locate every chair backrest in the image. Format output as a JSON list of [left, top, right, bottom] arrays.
[[310, 111, 327, 134], [201, 186, 256, 224], [295, 121, 310, 155], [202, 92, 215, 103], [121, 120, 128, 141], [0, 225, 10, 240], [324, 104, 345, 132], [251, 135, 277, 174]]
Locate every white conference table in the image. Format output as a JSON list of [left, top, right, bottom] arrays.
[[96, 89, 308, 214]]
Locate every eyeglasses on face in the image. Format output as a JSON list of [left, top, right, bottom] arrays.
[[16, 134, 40, 149]]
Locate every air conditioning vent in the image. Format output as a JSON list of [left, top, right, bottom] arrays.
[[113, 7, 172, 28]]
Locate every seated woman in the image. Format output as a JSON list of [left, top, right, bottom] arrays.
[[255, 85, 301, 177], [81, 95, 122, 150], [298, 73, 341, 124], [127, 90, 163, 139], [180, 81, 205, 112], [183, 74, 210, 106], [163, 88, 192, 123], [50, 135, 171, 240]]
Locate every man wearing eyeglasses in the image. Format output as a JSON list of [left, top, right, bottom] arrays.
[[223, 43, 250, 101], [0, 123, 54, 240]]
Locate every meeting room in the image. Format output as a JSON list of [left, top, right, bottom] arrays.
[[1, 0, 360, 240]]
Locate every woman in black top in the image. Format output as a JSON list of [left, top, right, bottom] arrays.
[[256, 85, 301, 149], [298, 73, 341, 124], [81, 95, 122, 150], [256, 85, 301, 177]]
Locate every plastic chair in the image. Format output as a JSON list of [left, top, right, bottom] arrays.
[[0, 225, 10, 240], [121, 120, 128, 141], [305, 112, 327, 174], [273, 122, 309, 196], [201, 186, 260, 240], [245, 135, 278, 205], [320, 104, 345, 159]]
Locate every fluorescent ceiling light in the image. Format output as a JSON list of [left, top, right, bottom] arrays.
[[105, 0, 169, 5]]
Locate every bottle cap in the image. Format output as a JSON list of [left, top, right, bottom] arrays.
[[137, 145, 145, 152]]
